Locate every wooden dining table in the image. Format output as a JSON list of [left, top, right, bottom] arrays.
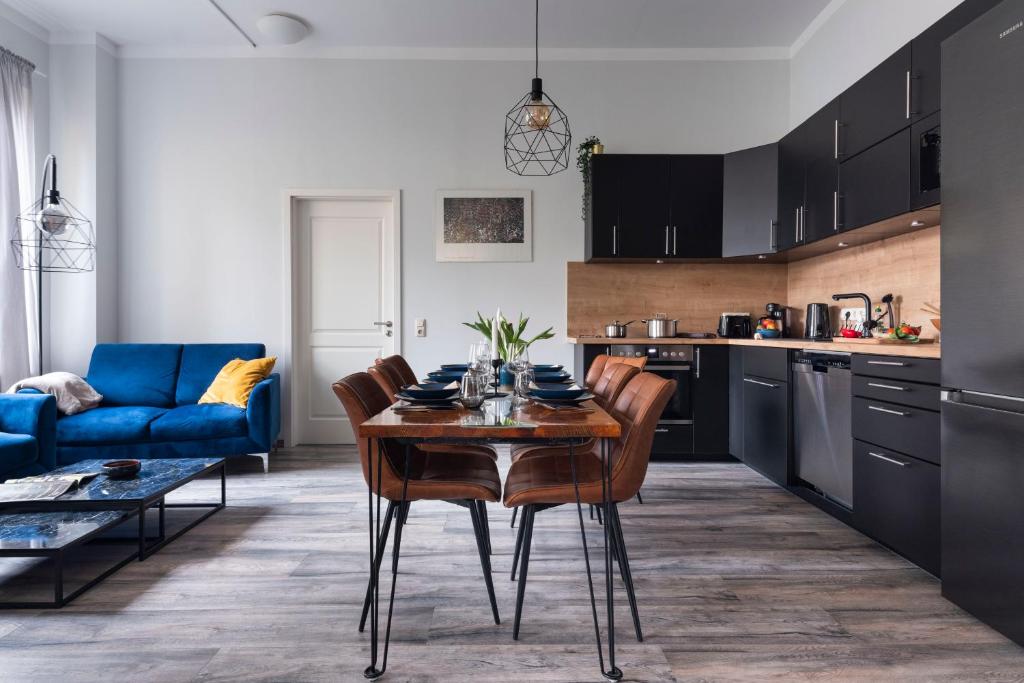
[[357, 396, 626, 681]]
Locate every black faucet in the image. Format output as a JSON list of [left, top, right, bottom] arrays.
[[832, 292, 874, 337]]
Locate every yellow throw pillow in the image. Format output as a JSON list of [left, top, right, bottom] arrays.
[[198, 357, 277, 409]]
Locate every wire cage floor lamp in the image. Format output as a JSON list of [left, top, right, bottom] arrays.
[[10, 154, 96, 375]]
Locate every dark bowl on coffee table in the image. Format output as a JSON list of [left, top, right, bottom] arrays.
[[102, 459, 141, 479]]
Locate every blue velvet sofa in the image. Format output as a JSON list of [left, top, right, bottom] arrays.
[[0, 394, 57, 481], [16, 343, 280, 469]]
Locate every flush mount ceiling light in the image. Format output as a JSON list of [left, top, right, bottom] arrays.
[[256, 13, 310, 45], [504, 0, 571, 176]]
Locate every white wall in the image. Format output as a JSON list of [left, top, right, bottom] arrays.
[[789, 0, 963, 126], [117, 56, 790, 439]]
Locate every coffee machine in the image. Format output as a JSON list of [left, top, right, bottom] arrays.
[[758, 303, 789, 337]]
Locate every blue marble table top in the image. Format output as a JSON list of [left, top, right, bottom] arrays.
[[0, 510, 132, 551], [41, 458, 223, 504]]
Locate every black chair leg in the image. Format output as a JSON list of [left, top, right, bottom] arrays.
[[359, 500, 396, 632], [510, 506, 518, 528], [610, 504, 643, 642], [512, 505, 536, 640], [596, 504, 603, 525], [511, 507, 527, 581], [469, 500, 501, 625], [589, 504, 594, 520], [477, 500, 492, 555], [635, 491, 644, 504]]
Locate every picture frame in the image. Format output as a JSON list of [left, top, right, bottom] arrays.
[[435, 189, 532, 262]]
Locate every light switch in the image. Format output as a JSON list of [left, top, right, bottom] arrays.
[[415, 319, 427, 337]]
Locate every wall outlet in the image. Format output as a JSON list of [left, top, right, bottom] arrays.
[[415, 318, 427, 337]]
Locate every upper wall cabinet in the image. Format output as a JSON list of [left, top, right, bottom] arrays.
[[722, 143, 778, 258], [839, 45, 912, 160], [911, 0, 1003, 123], [585, 154, 723, 262]]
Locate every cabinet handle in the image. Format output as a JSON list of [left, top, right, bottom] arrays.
[[906, 70, 911, 119], [673, 225, 677, 255], [743, 378, 779, 389], [800, 207, 805, 241], [695, 347, 701, 379], [655, 428, 669, 433], [769, 219, 776, 250], [833, 119, 840, 159], [795, 208, 800, 243], [868, 405, 909, 417], [612, 225, 617, 255], [867, 360, 907, 367], [867, 382, 907, 392], [833, 191, 839, 231], [665, 225, 670, 255], [867, 451, 909, 467]]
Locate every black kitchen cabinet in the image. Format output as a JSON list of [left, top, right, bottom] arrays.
[[839, 128, 911, 231], [722, 143, 778, 257], [692, 345, 730, 455], [585, 154, 723, 261], [853, 440, 940, 575], [728, 346, 744, 459], [911, 0, 1003, 124], [619, 155, 671, 258], [911, 112, 941, 209], [586, 154, 622, 259], [741, 373, 789, 486], [840, 45, 912, 160], [670, 155, 724, 258], [776, 98, 840, 249]]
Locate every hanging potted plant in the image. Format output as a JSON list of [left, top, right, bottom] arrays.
[[577, 136, 603, 221]]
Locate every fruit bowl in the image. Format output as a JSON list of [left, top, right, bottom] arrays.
[[756, 328, 780, 339]]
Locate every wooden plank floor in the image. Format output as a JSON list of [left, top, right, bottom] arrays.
[[0, 447, 1022, 682]]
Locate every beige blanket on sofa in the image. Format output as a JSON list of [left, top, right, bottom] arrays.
[[6, 372, 103, 415]]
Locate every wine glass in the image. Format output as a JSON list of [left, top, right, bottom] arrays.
[[468, 341, 491, 374], [507, 347, 530, 403], [513, 367, 535, 405]]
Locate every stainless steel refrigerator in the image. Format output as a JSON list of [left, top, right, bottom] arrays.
[[941, 0, 1024, 646]]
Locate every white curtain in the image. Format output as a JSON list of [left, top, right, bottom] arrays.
[[0, 47, 36, 390]]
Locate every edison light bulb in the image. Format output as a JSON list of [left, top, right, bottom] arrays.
[[524, 97, 552, 130], [39, 203, 70, 236]]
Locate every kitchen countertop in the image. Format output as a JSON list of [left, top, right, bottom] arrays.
[[567, 336, 941, 359]]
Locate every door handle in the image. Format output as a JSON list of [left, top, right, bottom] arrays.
[[868, 405, 908, 417], [867, 451, 909, 467], [867, 382, 906, 392], [373, 321, 393, 337], [743, 378, 779, 389]]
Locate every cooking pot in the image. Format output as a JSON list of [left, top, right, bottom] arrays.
[[604, 320, 634, 338], [641, 314, 678, 338]]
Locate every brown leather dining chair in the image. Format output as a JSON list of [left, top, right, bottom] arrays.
[[376, 354, 418, 385], [502, 372, 675, 643], [584, 353, 647, 391], [333, 372, 503, 631]]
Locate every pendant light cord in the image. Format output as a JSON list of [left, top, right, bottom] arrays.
[[534, 0, 539, 78]]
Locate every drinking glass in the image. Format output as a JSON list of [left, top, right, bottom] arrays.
[[513, 367, 535, 405], [507, 347, 531, 404], [468, 341, 491, 374], [460, 371, 487, 409]]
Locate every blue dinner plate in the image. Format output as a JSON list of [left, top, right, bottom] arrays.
[[531, 364, 564, 372], [532, 392, 596, 405], [527, 383, 586, 400], [534, 371, 571, 381], [401, 382, 460, 399], [440, 363, 469, 371], [427, 371, 465, 382], [395, 393, 459, 406]]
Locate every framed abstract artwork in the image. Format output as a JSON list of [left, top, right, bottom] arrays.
[[435, 190, 532, 262]]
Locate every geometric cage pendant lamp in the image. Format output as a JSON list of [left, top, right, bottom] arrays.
[[504, 0, 571, 176], [10, 154, 96, 373]]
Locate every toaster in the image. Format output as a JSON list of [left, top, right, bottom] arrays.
[[718, 313, 753, 338]]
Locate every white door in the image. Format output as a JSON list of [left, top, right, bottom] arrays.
[[293, 194, 399, 444]]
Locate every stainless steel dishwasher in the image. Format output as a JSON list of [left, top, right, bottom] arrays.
[[793, 350, 853, 509]]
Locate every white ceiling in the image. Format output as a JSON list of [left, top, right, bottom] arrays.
[[4, 0, 838, 57]]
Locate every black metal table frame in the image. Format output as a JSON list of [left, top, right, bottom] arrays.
[[362, 435, 623, 681], [0, 459, 227, 608]]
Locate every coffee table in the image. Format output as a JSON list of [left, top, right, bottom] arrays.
[[0, 458, 226, 607]]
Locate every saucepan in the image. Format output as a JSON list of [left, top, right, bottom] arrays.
[[641, 314, 678, 338], [604, 320, 634, 338]]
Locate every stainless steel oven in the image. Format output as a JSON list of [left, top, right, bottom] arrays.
[[610, 345, 693, 455]]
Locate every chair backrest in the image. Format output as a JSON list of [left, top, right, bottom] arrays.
[[367, 364, 404, 405], [584, 353, 648, 390], [592, 362, 640, 410], [376, 355, 418, 386], [331, 372, 419, 499], [607, 372, 676, 502]]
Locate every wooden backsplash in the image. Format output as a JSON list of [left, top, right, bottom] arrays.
[[787, 226, 940, 338], [566, 262, 789, 336], [566, 226, 941, 339]]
